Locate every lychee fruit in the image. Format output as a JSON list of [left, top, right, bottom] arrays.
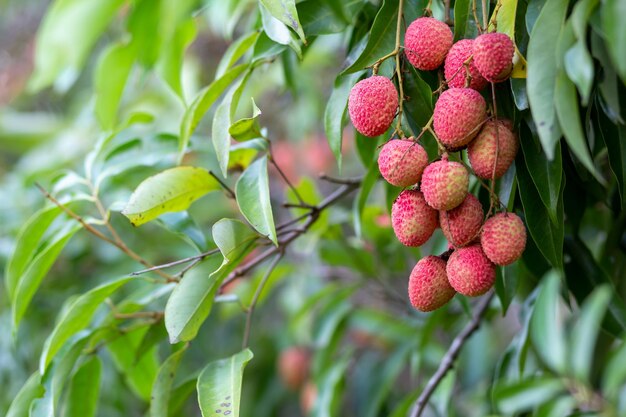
[[473, 33, 515, 82], [480, 212, 527, 265], [378, 138, 428, 187], [348, 76, 398, 137], [446, 245, 495, 296], [391, 190, 438, 247], [278, 347, 311, 389], [440, 194, 484, 247], [468, 119, 518, 179], [300, 381, 317, 415], [433, 88, 487, 149], [420, 156, 469, 211], [408, 256, 456, 312], [404, 17, 453, 71], [444, 39, 488, 90]]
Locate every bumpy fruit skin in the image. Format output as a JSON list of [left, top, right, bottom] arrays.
[[278, 347, 311, 390], [421, 157, 469, 210], [433, 88, 487, 149], [440, 194, 484, 247], [404, 17, 453, 70], [391, 190, 438, 247], [348, 76, 398, 137], [473, 33, 515, 82], [408, 256, 456, 312], [447, 245, 495, 296], [468, 120, 518, 179], [378, 139, 428, 187], [444, 39, 488, 90], [480, 212, 527, 265]]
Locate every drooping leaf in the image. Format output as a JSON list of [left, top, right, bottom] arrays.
[[602, 0, 626, 83], [150, 347, 188, 417], [235, 156, 277, 245], [39, 276, 132, 373], [324, 73, 362, 166], [228, 98, 263, 142], [596, 107, 626, 208], [197, 349, 254, 417], [5, 373, 44, 417], [259, 0, 306, 42], [229, 139, 269, 171], [64, 356, 102, 417], [122, 166, 221, 226], [260, 3, 302, 57]]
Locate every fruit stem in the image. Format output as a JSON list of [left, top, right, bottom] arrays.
[[394, 0, 406, 138], [472, 0, 483, 34], [488, 82, 501, 216]]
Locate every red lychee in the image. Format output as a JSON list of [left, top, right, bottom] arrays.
[[480, 212, 527, 265], [473, 33, 515, 82], [408, 256, 456, 312], [446, 245, 495, 296], [444, 39, 488, 90], [404, 17, 453, 71], [433, 88, 487, 149], [468, 119, 518, 179], [378, 138, 428, 187], [348, 76, 398, 137], [420, 157, 469, 211], [391, 190, 438, 247], [278, 347, 311, 390], [440, 194, 484, 247]]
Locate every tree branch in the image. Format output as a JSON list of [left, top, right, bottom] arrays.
[[409, 291, 495, 417]]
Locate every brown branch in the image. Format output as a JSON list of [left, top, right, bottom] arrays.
[[269, 152, 309, 207], [209, 171, 236, 199], [409, 291, 495, 417], [130, 248, 221, 276]]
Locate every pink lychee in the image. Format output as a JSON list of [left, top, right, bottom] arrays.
[[391, 190, 438, 247], [468, 120, 519, 179], [433, 88, 487, 149], [378, 138, 428, 187], [404, 17, 453, 71], [446, 245, 495, 296], [480, 212, 527, 265], [473, 33, 515, 82], [440, 194, 484, 247], [348, 76, 398, 137], [408, 256, 456, 312], [420, 156, 469, 211], [444, 39, 488, 90]]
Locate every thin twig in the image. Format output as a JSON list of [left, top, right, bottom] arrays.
[[319, 174, 362, 185], [410, 291, 494, 417], [209, 171, 236, 199], [472, 0, 482, 34], [242, 253, 283, 348], [394, 0, 406, 138], [130, 248, 221, 275], [268, 146, 309, 207]]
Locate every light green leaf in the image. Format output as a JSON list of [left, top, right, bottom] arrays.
[[178, 64, 248, 162], [122, 166, 221, 226], [602, 338, 626, 399], [94, 41, 136, 131], [526, 0, 568, 159], [260, 3, 302, 57], [353, 162, 379, 239], [157, 19, 197, 99], [229, 139, 269, 171], [150, 347, 188, 417], [569, 285, 612, 381], [40, 277, 132, 374], [530, 272, 567, 373], [29, 0, 125, 92], [6, 373, 44, 417], [602, 0, 626, 83], [259, 0, 306, 42], [493, 376, 566, 414], [235, 156, 277, 245], [12, 222, 82, 330], [216, 32, 261, 78], [64, 356, 102, 417], [324, 73, 362, 167], [197, 349, 254, 417], [229, 99, 263, 142]]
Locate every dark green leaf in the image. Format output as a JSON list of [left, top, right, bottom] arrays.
[[64, 356, 102, 417], [453, 0, 470, 41], [596, 106, 626, 208], [602, 0, 626, 83], [150, 347, 188, 417], [298, 0, 363, 35]]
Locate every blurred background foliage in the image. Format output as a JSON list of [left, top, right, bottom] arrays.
[[0, 0, 625, 416]]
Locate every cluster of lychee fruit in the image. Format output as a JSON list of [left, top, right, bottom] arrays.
[[348, 17, 527, 312]]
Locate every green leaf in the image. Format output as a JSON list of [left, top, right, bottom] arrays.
[[596, 108, 626, 208], [453, 0, 471, 41], [569, 286, 611, 381], [5, 205, 62, 299], [157, 19, 197, 99], [259, 0, 306, 42], [533, 397, 575, 417], [298, 0, 363, 35], [312, 352, 351, 417], [602, 0, 626, 83], [216, 32, 260, 78], [228, 99, 263, 142], [564, 0, 597, 105], [526, 0, 568, 159], [164, 219, 257, 342], [94, 41, 136, 131], [197, 349, 254, 417], [260, 3, 302, 57], [402, 66, 434, 143], [235, 156, 277, 245], [324, 73, 362, 166], [64, 356, 102, 417], [122, 166, 221, 226], [12, 222, 82, 330], [28, 0, 125, 92], [519, 121, 562, 225], [530, 272, 567, 373], [353, 162, 380, 239], [495, 264, 519, 315], [39, 276, 132, 373], [229, 139, 269, 171], [178, 64, 248, 162], [603, 338, 626, 399], [554, 71, 604, 184], [6, 373, 44, 417], [493, 376, 566, 414], [150, 347, 188, 417]]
